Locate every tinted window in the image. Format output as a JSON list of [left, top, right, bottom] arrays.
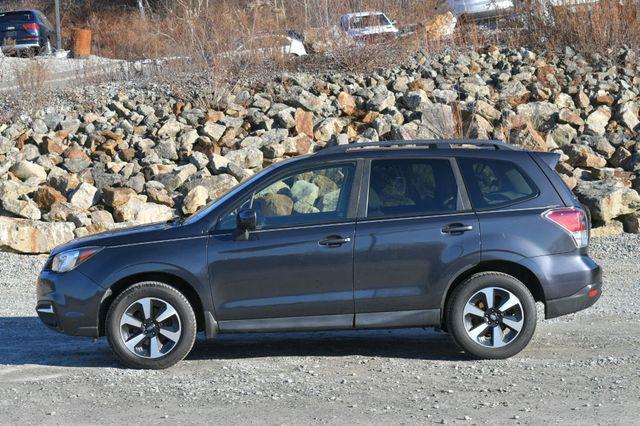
[[458, 158, 538, 210], [0, 12, 33, 23], [217, 163, 355, 230], [367, 159, 460, 218]]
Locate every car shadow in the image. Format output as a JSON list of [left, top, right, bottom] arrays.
[[0, 316, 467, 368], [0, 317, 116, 368], [189, 328, 467, 361]]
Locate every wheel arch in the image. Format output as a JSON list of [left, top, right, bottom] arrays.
[[441, 260, 546, 326], [98, 272, 205, 336]]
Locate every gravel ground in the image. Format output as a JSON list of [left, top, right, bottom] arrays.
[[0, 236, 639, 424]]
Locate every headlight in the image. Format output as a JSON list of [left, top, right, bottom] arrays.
[[51, 247, 102, 273]]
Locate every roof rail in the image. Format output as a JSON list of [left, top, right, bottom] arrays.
[[315, 139, 516, 156]]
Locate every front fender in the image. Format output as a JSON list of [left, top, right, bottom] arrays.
[[76, 237, 214, 314], [101, 261, 202, 293]]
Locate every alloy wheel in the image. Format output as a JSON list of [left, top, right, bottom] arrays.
[[462, 287, 524, 348], [119, 297, 182, 359]]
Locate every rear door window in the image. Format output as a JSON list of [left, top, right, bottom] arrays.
[[458, 158, 539, 210], [367, 158, 461, 218]]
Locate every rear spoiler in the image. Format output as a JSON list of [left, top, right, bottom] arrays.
[[535, 152, 561, 169]]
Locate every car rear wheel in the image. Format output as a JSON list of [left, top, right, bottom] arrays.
[[106, 282, 197, 369], [446, 272, 537, 359]]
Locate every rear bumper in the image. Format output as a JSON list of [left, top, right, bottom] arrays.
[[1, 42, 40, 52], [519, 252, 602, 319], [1, 36, 43, 50], [545, 281, 602, 319], [36, 269, 106, 338]]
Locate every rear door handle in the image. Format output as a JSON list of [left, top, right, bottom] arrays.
[[318, 236, 351, 247], [442, 224, 473, 235]]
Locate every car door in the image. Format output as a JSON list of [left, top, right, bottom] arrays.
[[207, 160, 362, 331], [353, 156, 481, 327]]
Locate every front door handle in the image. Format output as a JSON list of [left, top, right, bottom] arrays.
[[442, 224, 473, 235], [318, 235, 351, 247]]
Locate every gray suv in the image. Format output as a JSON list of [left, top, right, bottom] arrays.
[[36, 140, 602, 369]]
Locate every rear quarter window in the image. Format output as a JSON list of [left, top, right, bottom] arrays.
[[458, 158, 539, 210]]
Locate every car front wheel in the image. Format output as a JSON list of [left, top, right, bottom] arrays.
[[106, 282, 197, 369], [446, 272, 537, 359]]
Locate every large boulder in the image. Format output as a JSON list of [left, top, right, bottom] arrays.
[[201, 122, 226, 141], [515, 102, 558, 124], [562, 144, 607, 168], [2, 197, 41, 220], [69, 183, 99, 210], [0, 217, 75, 254], [314, 118, 343, 143], [585, 107, 611, 136], [255, 193, 293, 216], [509, 123, 547, 151], [0, 180, 36, 200], [113, 198, 175, 224], [10, 161, 47, 182], [420, 102, 455, 138], [34, 186, 67, 211], [294, 108, 314, 138], [157, 117, 182, 138], [224, 147, 263, 169], [102, 187, 137, 209], [573, 180, 640, 223], [367, 87, 396, 112], [182, 173, 239, 200], [337, 92, 357, 115], [182, 185, 208, 215], [618, 101, 639, 132], [154, 164, 197, 192]]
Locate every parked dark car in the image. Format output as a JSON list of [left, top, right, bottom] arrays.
[[0, 10, 55, 56], [36, 140, 602, 369]]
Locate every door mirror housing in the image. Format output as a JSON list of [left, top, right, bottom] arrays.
[[237, 209, 257, 232]]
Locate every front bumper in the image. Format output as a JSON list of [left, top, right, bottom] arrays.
[[545, 281, 602, 319], [36, 269, 106, 338]]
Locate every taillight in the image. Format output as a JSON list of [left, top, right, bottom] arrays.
[[543, 208, 590, 248], [23, 23, 40, 35]]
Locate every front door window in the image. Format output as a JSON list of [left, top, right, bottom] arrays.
[[217, 163, 355, 231]]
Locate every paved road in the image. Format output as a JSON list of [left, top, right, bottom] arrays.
[[0, 236, 639, 424]]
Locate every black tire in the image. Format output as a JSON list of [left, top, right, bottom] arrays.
[[446, 272, 537, 359], [106, 282, 197, 369], [39, 38, 52, 56]]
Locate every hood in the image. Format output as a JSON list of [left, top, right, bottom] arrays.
[[51, 220, 200, 256]]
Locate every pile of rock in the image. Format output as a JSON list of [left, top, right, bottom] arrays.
[[1, 46, 639, 253]]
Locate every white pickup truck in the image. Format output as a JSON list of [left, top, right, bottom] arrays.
[[340, 12, 400, 38]]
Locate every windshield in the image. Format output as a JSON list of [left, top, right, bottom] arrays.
[[183, 165, 276, 225], [0, 12, 33, 23], [349, 14, 390, 29]]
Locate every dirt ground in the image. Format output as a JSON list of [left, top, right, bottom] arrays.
[[0, 235, 639, 425]]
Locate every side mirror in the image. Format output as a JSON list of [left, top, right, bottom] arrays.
[[237, 209, 257, 232]]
